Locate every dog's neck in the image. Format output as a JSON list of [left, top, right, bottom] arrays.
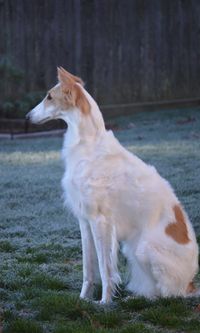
[[62, 87, 106, 150]]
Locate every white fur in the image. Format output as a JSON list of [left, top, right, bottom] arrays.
[[30, 101, 55, 124], [27, 83, 199, 303]]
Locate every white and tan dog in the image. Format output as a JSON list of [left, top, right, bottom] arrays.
[[26, 67, 199, 303]]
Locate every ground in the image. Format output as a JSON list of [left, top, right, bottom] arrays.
[[0, 107, 200, 333]]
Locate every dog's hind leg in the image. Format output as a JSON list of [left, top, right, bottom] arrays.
[[123, 239, 159, 298], [147, 242, 197, 297], [89, 215, 121, 303], [128, 235, 197, 298], [79, 219, 99, 299]]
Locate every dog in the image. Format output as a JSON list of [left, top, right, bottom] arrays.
[[26, 67, 199, 303]]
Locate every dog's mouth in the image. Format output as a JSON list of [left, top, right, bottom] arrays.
[[36, 117, 52, 125]]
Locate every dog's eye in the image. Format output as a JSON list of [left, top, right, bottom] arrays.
[[47, 93, 52, 100]]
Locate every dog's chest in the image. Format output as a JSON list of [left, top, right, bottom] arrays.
[[62, 159, 92, 217]]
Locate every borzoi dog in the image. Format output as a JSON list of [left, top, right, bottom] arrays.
[[26, 67, 198, 303]]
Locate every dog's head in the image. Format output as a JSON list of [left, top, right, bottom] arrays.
[[26, 67, 91, 124]]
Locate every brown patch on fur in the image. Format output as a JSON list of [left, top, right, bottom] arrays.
[[75, 84, 90, 114], [165, 204, 190, 244], [56, 67, 90, 114], [186, 281, 196, 294]]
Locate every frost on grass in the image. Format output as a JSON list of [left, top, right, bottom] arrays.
[[0, 108, 200, 333]]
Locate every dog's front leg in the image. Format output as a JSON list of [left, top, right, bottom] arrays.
[[89, 215, 119, 304], [79, 219, 99, 300]]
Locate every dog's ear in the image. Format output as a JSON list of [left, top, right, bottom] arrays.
[[57, 67, 84, 86], [57, 67, 73, 86], [57, 67, 89, 113], [60, 67, 84, 86], [57, 67, 76, 106]]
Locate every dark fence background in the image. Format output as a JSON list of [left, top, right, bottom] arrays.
[[1, 0, 200, 118]]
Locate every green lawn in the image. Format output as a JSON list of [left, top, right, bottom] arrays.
[[0, 107, 200, 333]]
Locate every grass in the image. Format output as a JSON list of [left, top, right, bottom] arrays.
[[0, 107, 200, 332]]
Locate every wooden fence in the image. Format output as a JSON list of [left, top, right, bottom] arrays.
[[1, 0, 200, 116]]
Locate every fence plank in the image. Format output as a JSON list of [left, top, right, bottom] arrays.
[[1, 0, 200, 116]]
